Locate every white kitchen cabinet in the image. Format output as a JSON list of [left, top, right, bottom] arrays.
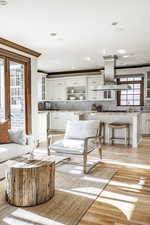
[[87, 76, 104, 100], [47, 79, 66, 101], [49, 111, 80, 130], [54, 80, 66, 101], [47, 79, 56, 101], [66, 77, 87, 87], [142, 113, 150, 135], [37, 73, 47, 101]]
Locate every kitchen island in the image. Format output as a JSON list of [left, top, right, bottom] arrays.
[[83, 112, 142, 148], [38, 110, 142, 148]]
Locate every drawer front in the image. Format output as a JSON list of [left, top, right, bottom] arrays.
[[55, 80, 65, 86], [88, 77, 103, 86], [66, 78, 86, 87]]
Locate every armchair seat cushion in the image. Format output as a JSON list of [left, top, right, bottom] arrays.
[[51, 138, 97, 155]]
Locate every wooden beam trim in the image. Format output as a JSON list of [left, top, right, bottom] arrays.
[[0, 38, 41, 57], [0, 48, 30, 63], [47, 63, 150, 76]]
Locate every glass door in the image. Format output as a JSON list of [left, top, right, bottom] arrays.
[[0, 49, 31, 134], [0, 58, 5, 121], [9, 61, 25, 129]]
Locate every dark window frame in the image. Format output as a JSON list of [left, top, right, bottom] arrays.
[[117, 77, 144, 106]]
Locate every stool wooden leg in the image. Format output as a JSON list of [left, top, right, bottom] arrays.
[[125, 127, 127, 146], [128, 126, 130, 146], [108, 126, 110, 144], [112, 128, 114, 144], [103, 124, 105, 144]]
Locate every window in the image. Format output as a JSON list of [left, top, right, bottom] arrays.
[[117, 76, 144, 106]]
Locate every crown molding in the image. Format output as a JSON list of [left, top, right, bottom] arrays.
[[0, 37, 41, 57]]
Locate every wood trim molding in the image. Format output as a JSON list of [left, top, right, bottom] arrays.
[[47, 68, 101, 76], [0, 48, 32, 134], [0, 38, 41, 57], [47, 63, 150, 76], [0, 48, 30, 63]]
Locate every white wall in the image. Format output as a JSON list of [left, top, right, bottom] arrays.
[[0, 44, 39, 139]]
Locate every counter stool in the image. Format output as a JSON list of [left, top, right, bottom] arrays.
[[108, 123, 130, 146]]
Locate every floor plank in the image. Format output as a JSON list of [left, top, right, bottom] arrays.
[[79, 137, 150, 225]]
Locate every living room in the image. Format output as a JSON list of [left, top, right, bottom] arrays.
[[0, 0, 150, 225]]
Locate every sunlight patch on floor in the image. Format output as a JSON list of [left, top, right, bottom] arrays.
[[58, 188, 97, 199], [97, 196, 136, 220], [3, 208, 64, 225], [103, 160, 150, 169], [82, 176, 109, 184], [71, 187, 101, 195], [109, 180, 146, 190], [102, 190, 138, 203]]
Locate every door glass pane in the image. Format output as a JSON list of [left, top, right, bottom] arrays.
[[10, 61, 25, 129], [0, 58, 5, 121]]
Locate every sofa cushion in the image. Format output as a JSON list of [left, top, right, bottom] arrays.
[[8, 128, 26, 145], [0, 121, 11, 144], [0, 143, 29, 163], [65, 120, 99, 139]]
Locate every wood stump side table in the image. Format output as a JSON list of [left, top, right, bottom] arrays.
[[5, 158, 55, 207]]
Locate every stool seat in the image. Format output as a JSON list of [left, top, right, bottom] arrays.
[[108, 123, 129, 129], [108, 123, 130, 146]]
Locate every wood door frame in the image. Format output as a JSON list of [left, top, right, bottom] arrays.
[[0, 48, 31, 134]]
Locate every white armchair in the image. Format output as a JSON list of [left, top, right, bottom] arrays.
[[48, 120, 102, 173]]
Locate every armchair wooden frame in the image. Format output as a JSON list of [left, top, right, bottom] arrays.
[[47, 122, 103, 174]]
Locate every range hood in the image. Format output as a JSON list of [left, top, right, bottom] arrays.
[[93, 55, 130, 91]]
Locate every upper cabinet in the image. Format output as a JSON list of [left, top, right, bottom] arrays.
[[45, 74, 115, 101], [66, 77, 87, 100], [145, 71, 150, 99], [87, 76, 103, 100], [37, 73, 47, 101], [47, 78, 66, 101]]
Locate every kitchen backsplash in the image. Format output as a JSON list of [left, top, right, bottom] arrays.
[[48, 100, 150, 111]]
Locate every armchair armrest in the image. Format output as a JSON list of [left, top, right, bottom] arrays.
[[47, 134, 64, 139], [84, 136, 103, 153]]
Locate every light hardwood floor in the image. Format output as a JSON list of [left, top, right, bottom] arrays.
[[79, 137, 150, 225]]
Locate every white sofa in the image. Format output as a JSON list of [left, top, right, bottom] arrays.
[[0, 128, 31, 179], [0, 143, 29, 179]]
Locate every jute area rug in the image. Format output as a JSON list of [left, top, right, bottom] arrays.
[[0, 163, 116, 225]]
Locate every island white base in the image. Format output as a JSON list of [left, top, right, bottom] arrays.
[[84, 112, 142, 148]]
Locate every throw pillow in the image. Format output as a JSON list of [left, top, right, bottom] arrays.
[[0, 121, 11, 144], [8, 128, 26, 145]]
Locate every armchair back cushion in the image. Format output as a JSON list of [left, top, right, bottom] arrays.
[[8, 128, 26, 145], [65, 120, 99, 139]]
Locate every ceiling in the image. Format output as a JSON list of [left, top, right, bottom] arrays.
[[0, 0, 150, 73]]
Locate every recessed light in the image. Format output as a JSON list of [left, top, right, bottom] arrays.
[[84, 57, 91, 62], [123, 55, 129, 58], [112, 22, 118, 26], [117, 49, 126, 54], [0, 0, 8, 5], [50, 33, 57, 37], [114, 27, 124, 32]]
